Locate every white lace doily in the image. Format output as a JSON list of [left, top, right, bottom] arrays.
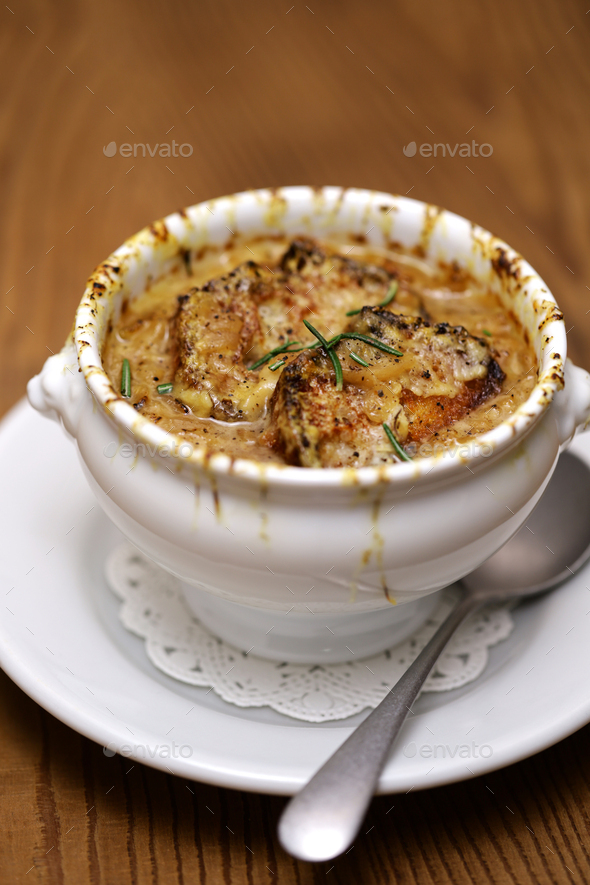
[[106, 544, 514, 723]]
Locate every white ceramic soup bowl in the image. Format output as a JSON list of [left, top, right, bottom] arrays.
[[28, 187, 590, 663]]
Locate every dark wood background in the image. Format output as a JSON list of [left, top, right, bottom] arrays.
[[2, 0, 590, 881]]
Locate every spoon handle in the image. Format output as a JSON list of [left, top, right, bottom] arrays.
[[278, 590, 478, 862]]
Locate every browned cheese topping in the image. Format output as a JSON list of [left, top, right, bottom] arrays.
[[102, 237, 537, 466], [267, 309, 505, 467]]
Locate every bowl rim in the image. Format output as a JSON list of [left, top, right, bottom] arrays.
[[74, 186, 565, 488]]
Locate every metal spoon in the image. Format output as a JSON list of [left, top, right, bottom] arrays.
[[279, 451, 590, 863]]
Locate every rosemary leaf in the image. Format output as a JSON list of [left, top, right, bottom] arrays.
[[349, 352, 369, 367], [248, 353, 273, 371], [248, 339, 300, 371], [345, 280, 399, 316], [269, 359, 286, 371], [302, 318, 331, 349], [287, 335, 341, 352], [383, 423, 412, 461], [379, 281, 399, 307], [156, 382, 174, 395], [121, 358, 131, 398], [329, 351, 344, 391], [303, 319, 343, 391], [339, 332, 403, 357]]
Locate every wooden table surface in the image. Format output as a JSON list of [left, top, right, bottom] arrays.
[[2, 1, 590, 881]]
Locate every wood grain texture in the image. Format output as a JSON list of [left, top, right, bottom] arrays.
[[1, 0, 590, 882]]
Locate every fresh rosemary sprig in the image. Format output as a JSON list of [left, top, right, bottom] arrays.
[[283, 340, 324, 353], [269, 359, 286, 371], [339, 332, 403, 357], [121, 358, 131, 398], [349, 352, 369, 367], [346, 281, 399, 316], [156, 382, 174, 395], [249, 325, 403, 372], [379, 280, 399, 307], [248, 339, 300, 371], [303, 319, 343, 391], [383, 422, 412, 461]]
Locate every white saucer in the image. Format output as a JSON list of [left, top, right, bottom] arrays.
[[2, 399, 590, 795]]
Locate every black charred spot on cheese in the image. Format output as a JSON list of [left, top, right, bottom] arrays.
[[280, 239, 325, 273], [133, 397, 147, 410]]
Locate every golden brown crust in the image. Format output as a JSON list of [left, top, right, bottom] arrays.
[[267, 308, 505, 467], [174, 262, 273, 420], [172, 238, 409, 421], [101, 236, 529, 466], [400, 361, 505, 443]]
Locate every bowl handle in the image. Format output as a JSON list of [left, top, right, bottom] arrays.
[[553, 358, 590, 450], [27, 340, 88, 438]]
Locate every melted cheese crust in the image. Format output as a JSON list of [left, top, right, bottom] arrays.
[[102, 239, 537, 465]]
